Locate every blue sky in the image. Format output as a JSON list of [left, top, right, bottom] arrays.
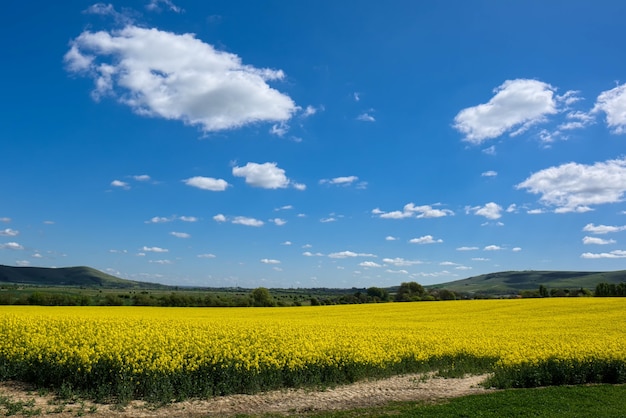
[[2, 1, 626, 288]]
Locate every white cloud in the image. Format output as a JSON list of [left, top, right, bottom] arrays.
[[592, 83, 626, 134], [133, 174, 151, 181], [481, 171, 498, 177], [320, 176, 359, 186], [232, 162, 301, 189], [527, 209, 545, 215], [232, 216, 264, 227], [484, 245, 502, 251], [213, 214, 227, 223], [65, 25, 296, 131], [0, 218, 11, 223], [281, 241, 292, 246], [269, 122, 289, 137], [302, 105, 318, 117], [328, 251, 376, 259], [0, 242, 24, 250], [385, 236, 398, 241], [179, 216, 198, 222], [467, 202, 503, 220], [15, 260, 30, 266], [150, 259, 172, 264], [581, 250, 626, 259], [320, 217, 337, 223], [141, 246, 169, 253], [0, 229, 19, 237], [409, 235, 443, 244], [582, 236, 616, 245], [472, 257, 490, 261], [197, 253, 216, 259], [275, 205, 293, 211], [583, 223, 626, 234], [111, 180, 129, 189], [382, 257, 422, 266], [260, 258, 280, 264], [454, 79, 563, 144], [375, 203, 454, 219], [357, 112, 375, 122], [170, 231, 190, 239], [516, 158, 626, 212], [512, 247, 522, 252], [146, 216, 171, 224], [83, 3, 133, 25], [269, 218, 287, 226], [386, 269, 409, 274], [302, 251, 324, 257], [146, 0, 183, 13], [183, 176, 229, 191], [456, 246, 479, 251], [359, 261, 382, 268]]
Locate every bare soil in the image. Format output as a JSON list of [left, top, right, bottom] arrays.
[[0, 373, 494, 417]]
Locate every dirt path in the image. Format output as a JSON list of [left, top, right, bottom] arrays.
[[0, 374, 494, 417]]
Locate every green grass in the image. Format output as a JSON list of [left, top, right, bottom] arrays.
[[305, 384, 626, 418]]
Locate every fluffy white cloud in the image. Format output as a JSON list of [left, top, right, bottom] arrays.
[[386, 269, 408, 274], [0, 218, 11, 223], [592, 83, 626, 134], [232, 162, 301, 189], [0, 229, 19, 237], [359, 261, 382, 268], [512, 247, 522, 252], [183, 176, 229, 191], [409, 235, 443, 244], [328, 251, 376, 259], [133, 174, 151, 181], [467, 202, 503, 220], [232, 216, 264, 227], [382, 257, 422, 266], [111, 180, 129, 189], [65, 25, 296, 132], [146, 0, 183, 13], [320, 217, 337, 223], [481, 171, 498, 177], [141, 246, 169, 252], [179, 216, 198, 222], [374, 203, 454, 219], [269, 218, 287, 226], [456, 246, 479, 251], [0, 242, 24, 250], [583, 223, 626, 234], [582, 236, 616, 245], [260, 258, 280, 264], [454, 79, 563, 144], [517, 158, 626, 212], [385, 236, 398, 241], [484, 245, 502, 251], [213, 214, 227, 223], [581, 250, 626, 259], [170, 232, 190, 239], [302, 251, 324, 257], [150, 259, 172, 264]]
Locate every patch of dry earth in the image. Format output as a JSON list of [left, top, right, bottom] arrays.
[[0, 373, 494, 417]]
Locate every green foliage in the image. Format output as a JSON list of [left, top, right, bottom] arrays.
[[308, 384, 626, 418], [595, 282, 626, 297], [250, 287, 275, 307], [395, 282, 426, 302]]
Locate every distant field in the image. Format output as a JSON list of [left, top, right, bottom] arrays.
[[1, 299, 624, 403]]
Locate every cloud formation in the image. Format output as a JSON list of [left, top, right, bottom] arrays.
[[373, 203, 454, 219], [232, 162, 303, 190], [466, 202, 503, 220], [409, 235, 443, 244], [583, 223, 626, 234], [183, 176, 229, 191], [517, 158, 626, 212], [593, 83, 626, 134], [65, 25, 296, 132]]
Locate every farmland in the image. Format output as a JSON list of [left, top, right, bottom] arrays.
[[1, 298, 625, 405]]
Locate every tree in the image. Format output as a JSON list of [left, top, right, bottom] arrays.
[[366, 286, 389, 301], [394, 282, 426, 302], [539, 285, 549, 298], [250, 287, 275, 307]]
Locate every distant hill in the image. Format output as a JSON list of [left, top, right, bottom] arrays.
[[0, 265, 169, 289], [429, 270, 626, 295]]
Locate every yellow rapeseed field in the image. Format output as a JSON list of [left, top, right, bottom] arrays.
[[0, 298, 625, 399]]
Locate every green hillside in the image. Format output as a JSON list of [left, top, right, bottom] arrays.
[[0, 265, 168, 289], [430, 270, 626, 295]]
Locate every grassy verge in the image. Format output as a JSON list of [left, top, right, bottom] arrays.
[[307, 384, 626, 418]]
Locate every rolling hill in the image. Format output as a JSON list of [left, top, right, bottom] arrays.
[[0, 265, 169, 289], [430, 270, 626, 295]]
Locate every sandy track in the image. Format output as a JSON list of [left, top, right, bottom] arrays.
[[0, 374, 493, 417]]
